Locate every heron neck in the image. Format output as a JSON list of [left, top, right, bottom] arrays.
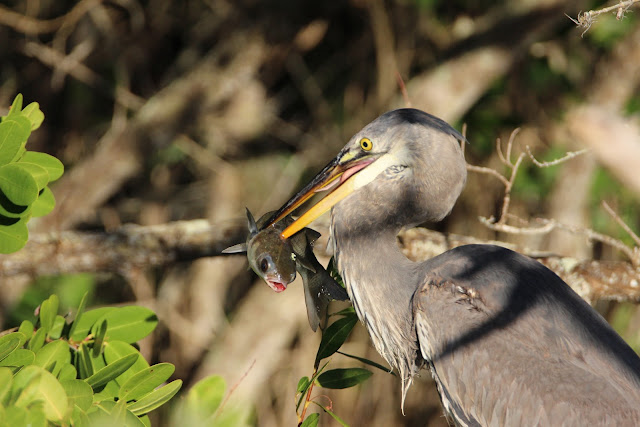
[[331, 222, 421, 374]]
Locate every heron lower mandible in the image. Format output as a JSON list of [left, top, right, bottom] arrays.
[[267, 109, 640, 424]]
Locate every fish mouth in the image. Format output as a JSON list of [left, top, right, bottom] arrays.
[[266, 280, 287, 293]]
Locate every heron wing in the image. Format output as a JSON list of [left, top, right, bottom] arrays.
[[413, 244, 640, 426]]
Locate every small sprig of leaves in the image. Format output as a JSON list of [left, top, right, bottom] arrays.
[[296, 259, 393, 427], [0, 94, 64, 253], [0, 292, 181, 426]]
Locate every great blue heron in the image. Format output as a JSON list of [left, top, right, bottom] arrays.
[[266, 109, 640, 425]]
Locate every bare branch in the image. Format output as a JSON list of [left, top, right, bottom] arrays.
[[0, 0, 103, 35], [525, 146, 589, 168], [602, 201, 640, 249], [466, 164, 510, 187], [400, 227, 640, 304], [568, 1, 640, 37], [0, 220, 246, 279]]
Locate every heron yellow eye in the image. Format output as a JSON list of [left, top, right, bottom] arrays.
[[360, 137, 373, 151]]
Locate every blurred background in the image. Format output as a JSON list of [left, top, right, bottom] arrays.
[[1, 0, 640, 425]]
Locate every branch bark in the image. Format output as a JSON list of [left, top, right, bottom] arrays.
[[2, 220, 638, 304]]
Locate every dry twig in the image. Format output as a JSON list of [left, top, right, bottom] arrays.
[[567, 0, 640, 37], [466, 129, 639, 267]]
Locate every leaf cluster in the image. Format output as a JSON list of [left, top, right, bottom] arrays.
[[0, 94, 64, 253], [0, 293, 181, 426], [296, 259, 392, 426]]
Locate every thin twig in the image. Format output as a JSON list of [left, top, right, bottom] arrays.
[[0, 0, 103, 35], [466, 164, 510, 187], [214, 359, 256, 421], [567, 0, 640, 37], [602, 201, 640, 248], [396, 71, 411, 108], [525, 145, 589, 167]]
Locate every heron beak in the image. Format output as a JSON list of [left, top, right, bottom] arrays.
[[265, 151, 380, 238]]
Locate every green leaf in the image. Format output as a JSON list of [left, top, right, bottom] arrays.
[[0, 332, 23, 362], [70, 307, 115, 342], [39, 294, 59, 335], [48, 315, 65, 340], [0, 117, 30, 166], [13, 162, 48, 190], [67, 291, 89, 341], [58, 363, 77, 381], [127, 379, 182, 416], [313, 401, 350, 427], [315, 313, 358, 367], [60, 379, 93, 412], [93, 306, 158, 344], [92, 379, 120, 403], [28, 328, 46, 353], [12, 365, 68, 422], [71, 404, 91, 427], [29, 187, 56, 217], [296, 362, 329, 411], [8, 94, 23, 116], [119, 363, 174, 401], [336, 351, 393, 375], [20, 102, 45, 131], [0, 348, 35, 370], [77, 344, 94, 379], [89, 400, 146, 426], [0, 163, 38, 206], [331, 307, 355, 317], [0, 367, 12, 404], [92, 319, 107, 358], [111, 399, 128, 424], [17, 320, 34, 345], [0, 215, 28, 253], [18, 152, 64, 183], [300, 413, 320, 427], [316, 368, 372, 389], [103, 340, 149, 385], [85, 353, 138, 390], [185, 375, 226, 418], [297, 376, 310, 393], [33, 340, 70, 377]]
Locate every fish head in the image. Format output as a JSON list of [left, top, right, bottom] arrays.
[[247, 226, 297, 293]]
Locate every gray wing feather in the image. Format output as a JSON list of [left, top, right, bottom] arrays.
[[413, 245, 640, 426]]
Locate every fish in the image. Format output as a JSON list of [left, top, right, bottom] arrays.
[[223, 208, 349, 331]]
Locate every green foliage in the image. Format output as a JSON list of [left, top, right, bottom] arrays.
[[0, 94, 64, 253], [296, 263, 384, 426], [171, 375, 250, 426], [0, 293, 181, 426]]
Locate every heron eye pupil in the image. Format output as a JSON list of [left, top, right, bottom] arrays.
[[360, 138, 373, 151], [260, 258, 269, 272]]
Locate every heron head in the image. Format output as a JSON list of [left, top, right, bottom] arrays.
[[266, 108, 467, 237]]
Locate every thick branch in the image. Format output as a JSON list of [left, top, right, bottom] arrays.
[[0, 220, 245, 278], [2, 221, 638, 304]]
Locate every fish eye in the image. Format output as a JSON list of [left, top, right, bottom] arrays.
[[360, 137, 373, 151], [259, 257, 270, 273]]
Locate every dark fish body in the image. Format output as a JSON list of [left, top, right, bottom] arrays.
[[224, 209, 348, 331]]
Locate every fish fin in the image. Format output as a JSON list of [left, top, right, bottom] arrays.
[[222, 243, 247, 254], [245, 207, 258, 234], [302, 271, 326, 332], [321, 273, 349, 301], [304, 228, 322, 244], [295, 256, 316, 273]]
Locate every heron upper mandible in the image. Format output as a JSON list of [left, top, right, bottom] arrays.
[[267, 108, 640, 425]]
